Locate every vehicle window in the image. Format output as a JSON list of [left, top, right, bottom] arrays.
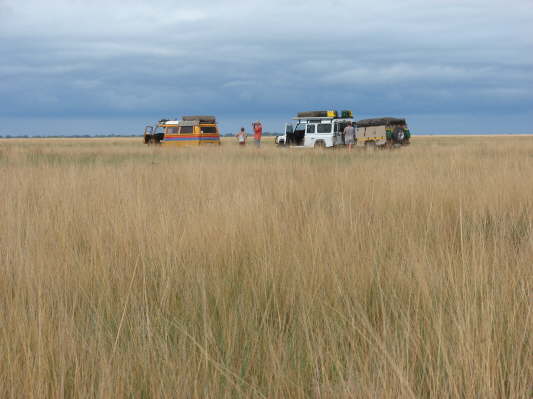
[[180, 126, 193, 134], [307, 124, 316, 133], [294, 123, 306, 133], [285, 124, 294, 134], [201, 126, 217, 134], [317, 123, 331, 133], [336, 122, 348, 133], [165, 127, 178, 134]]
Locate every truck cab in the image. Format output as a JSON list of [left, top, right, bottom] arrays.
[[276, 110, 355, 148]]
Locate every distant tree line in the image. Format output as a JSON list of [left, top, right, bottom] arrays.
[[0, 132, 282, 139], [0, 134, 144, 139]]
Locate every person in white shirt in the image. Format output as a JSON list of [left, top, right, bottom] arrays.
[[236, 127, 247, 145], [343, 122, 356, 151]]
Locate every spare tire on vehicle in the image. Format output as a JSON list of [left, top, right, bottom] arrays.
[[393, 127, 405, 143], [182, 115, 216, 123]]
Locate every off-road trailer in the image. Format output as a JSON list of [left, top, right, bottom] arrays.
[[356, 117, 411, 147]]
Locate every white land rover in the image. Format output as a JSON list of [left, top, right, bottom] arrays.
[[275, 110, 355, 148]]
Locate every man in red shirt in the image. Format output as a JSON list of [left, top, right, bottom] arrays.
[[252, 121, 263, 147]]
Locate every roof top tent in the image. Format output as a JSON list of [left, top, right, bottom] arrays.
[[356, 117, 407, 127]]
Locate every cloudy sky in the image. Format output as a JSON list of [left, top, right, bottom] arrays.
[[1, 0, 532, 135]]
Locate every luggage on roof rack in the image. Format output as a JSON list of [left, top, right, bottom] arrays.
[[340, 110, 353, 119], [356, 117, 406, 127], [182, 115, 216, 123], [297, 110, 338, 118]]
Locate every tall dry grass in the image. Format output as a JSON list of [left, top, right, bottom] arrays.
[[0, 136, 531, 398]]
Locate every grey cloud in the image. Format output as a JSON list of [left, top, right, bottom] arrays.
[[0, 0, 532, 134]]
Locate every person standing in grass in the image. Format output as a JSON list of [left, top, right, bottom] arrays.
[[236, 127, 247, 146], [343, 121, 356, 151], [252, 121, 263, 148]]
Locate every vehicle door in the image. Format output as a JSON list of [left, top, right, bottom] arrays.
[[333, 122, 343, 145], [292, 122, 306, 146], [144, 126, 153, 144], [316, 122, 333, 146], [154, 125, 165, 143], [284, 123, 293, 144], [304, 123, 317, 147]]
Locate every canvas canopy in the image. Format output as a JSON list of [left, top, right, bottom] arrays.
[[357, 117, 406, 127]]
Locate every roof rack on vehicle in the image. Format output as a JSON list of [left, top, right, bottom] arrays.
[[182, 115, 216, 123], [297, 110, 338, 118], [294, 110, 354, 119]]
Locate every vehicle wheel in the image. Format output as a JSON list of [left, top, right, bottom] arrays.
[[314, 141, 326, 149], [393, 127, 405, 144]]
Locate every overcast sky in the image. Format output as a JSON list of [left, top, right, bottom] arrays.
[[1, 0, 532, 135]]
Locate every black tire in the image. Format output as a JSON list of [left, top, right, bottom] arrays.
[[314, 141, 326, 149], [393, 127, 405, 143]]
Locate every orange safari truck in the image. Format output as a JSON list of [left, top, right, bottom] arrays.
[[144, 115, 221, 146]]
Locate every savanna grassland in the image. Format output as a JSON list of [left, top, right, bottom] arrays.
[[0, 136, 531, 398]]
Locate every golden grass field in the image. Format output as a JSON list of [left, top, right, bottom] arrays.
[[0, 136, 531, 398]]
